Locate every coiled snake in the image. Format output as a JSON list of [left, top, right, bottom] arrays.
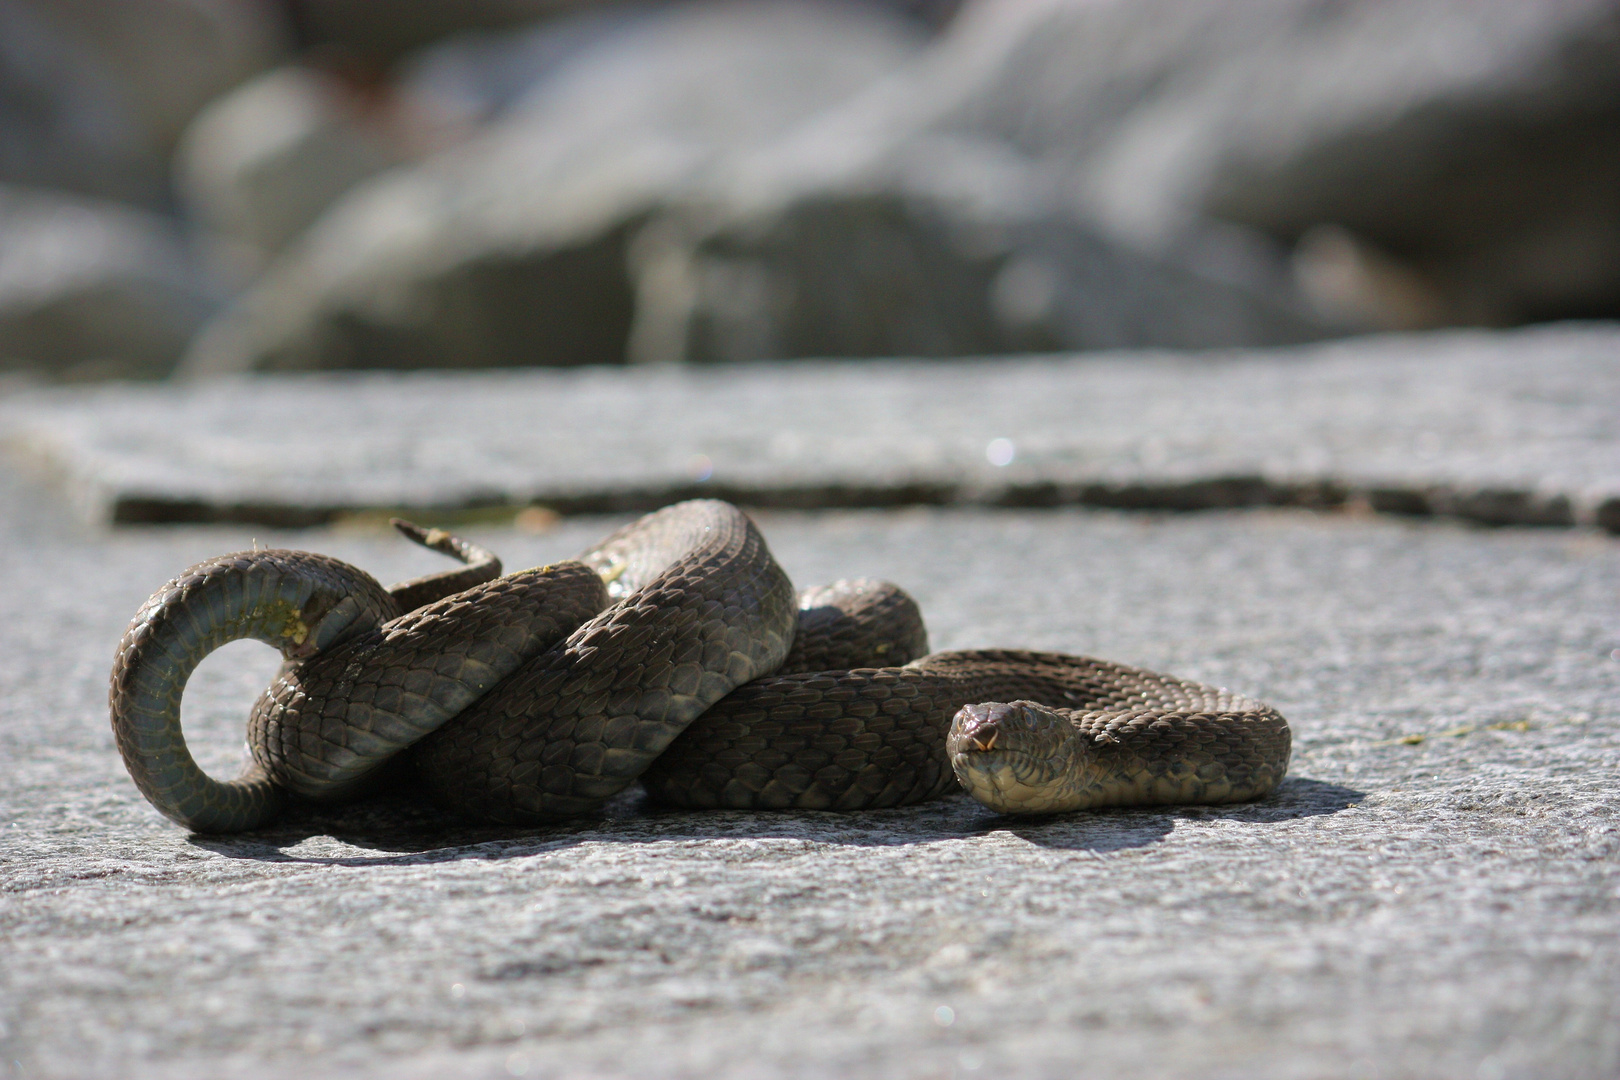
[[109, 500, 1290, 833]]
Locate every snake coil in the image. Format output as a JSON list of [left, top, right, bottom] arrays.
[[109, 500, 1289, 832]]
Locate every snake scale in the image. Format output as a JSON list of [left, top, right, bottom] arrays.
[[110, 500, 1290, 833]]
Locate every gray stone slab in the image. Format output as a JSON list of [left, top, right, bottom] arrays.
[[1, 458, 1616, 1080], [2, 323, 1617, 530]]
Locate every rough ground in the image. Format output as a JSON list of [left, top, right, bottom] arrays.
[[2, 324, 1616, 528], [3, 324, 1620, 1079], [1, 463, 1616, 1080]]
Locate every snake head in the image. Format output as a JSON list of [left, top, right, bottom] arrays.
[[948, 701, 1087, 814]]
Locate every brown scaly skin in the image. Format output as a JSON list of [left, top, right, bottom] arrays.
[[250, 561, 608, 802], [407, 501, 798, 822], [641, 649, 1290, 814], [948, 690, 1292, 815], [108, 522, 591, 832], [110, 501, 802, 831], [111, 501, 1291, 831]]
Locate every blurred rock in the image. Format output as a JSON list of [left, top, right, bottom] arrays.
[[183, 0, 925, 374], [178, 13, 645, 278], [177, 67, 415, 274], [15, 0, 286, 152], [280, 0, 957, 63], [0, 1, 161, 203], [629, 134, 1326, 363], [0, 0, 283, 204], [394, 5, 660, 134], [279, 0, 632, 64], [932, 0, 1620, 326], [180, 0, 1620, 376], [0, 185, 215, 380]]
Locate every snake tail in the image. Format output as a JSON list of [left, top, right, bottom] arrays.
[[109, 550, 397, 832], [386, 519, 503, 612]]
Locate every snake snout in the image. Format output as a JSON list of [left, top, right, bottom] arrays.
[[953, 702, 1024, 753]]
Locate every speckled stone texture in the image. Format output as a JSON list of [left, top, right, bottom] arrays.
[[2, 324, 1616, 529], [1, 460, 1616, 1080]]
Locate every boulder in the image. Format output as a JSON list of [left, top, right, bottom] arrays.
[[648, 0, 1620, 351], [927, 0, 1620, 327], [628, 133, 1328, 363], [13, 0, 285, 152], [0, 185, 216, 380], [185, 0, 1618, 374], [176, 66, 415, 274], [281, 0, 957, 63], [277, 0, 635, 65], [0, 0, 282, 204], [0, 1, 161, 203], [182, 0, 926, 374]]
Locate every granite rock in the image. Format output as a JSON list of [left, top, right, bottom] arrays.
[[0, 468, 1615, 1079], [932, 0, 1620, 328], [629, 132, 1328, 363], [176, 66, 415, 274], [11, 324, 1616, 527], [181, 0, 926, 374], [3, 319, 1619, 1076], [0, 184, 216, 380]]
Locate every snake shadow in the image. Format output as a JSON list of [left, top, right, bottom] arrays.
[[185, 776, 1364, 867]]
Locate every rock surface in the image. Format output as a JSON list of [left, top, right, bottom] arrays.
[[0, 184, 216, 380], [630, 133, 1327, 363], [182, 0, 926, 374], [928, 0, 1620, 327], [176, 66, 415, 273], [0, 463, 1616, 1079], [0, 0, 282, 203], [10, 324, 1617, 527], [13, 0, 285, 153], [0, 1, 162, 204], [174, 0, 1620, 373]]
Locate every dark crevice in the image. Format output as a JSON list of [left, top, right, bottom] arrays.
[[107, 478, 1615, 533]]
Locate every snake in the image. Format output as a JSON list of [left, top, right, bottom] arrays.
[[109, 500, 1290, 833]]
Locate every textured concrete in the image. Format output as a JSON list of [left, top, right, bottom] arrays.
[[1, 455, 1617, 1079], [2, 324, 1615, 529]]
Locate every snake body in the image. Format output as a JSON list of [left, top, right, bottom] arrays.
[[109, 500, 1290, 832]]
